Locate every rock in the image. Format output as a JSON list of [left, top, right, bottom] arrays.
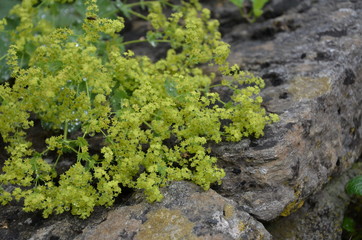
[[265, 161, 362, 239], [0, 203, 109, 240], [73, 181, 271, 240], [211, 0, 362, 222]]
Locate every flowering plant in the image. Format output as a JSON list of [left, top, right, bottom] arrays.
[[0, 0, 278, 218]]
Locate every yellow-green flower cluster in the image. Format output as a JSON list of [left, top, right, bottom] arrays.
[[0, 0, 278, 219], [9, 0, 53, 51], [0, 18, 6, 31]]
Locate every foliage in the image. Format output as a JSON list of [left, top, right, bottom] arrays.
[[342, 216, 362, 240], [0, 0, 278, 219], [229, 0, 269, 22], [346, 176, 362, 196], [343, 176, 362, 239]]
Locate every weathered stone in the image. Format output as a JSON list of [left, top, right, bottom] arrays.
[[265, 161, 362, 239], [0, 203, 109, 240], [211, 0, 362, 222], [73, 181, 271, 240]]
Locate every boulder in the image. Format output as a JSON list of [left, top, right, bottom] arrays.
[[73, 182, 271, 240], [266, 161, 362, 239], [20, 182, 271, 240], [212, 0, 362, 222]]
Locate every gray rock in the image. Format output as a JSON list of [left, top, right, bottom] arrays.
[[265, 161, 362, 240], [73, 181, 271, 240], [212, 0, 362, 222]]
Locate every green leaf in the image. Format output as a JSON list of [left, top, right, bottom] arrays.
[[252, 0, 268, 17], [24, 41, 35, 54], [76, 137, 88, 148], [164, 78, 178, 98], [224, 101, 234, 109], [97, 0, 119, 19], [0, 16, 20, 82], [110, 88, 129, 111], [115, 0, 132, 19], [146, 31, 163, 47], [78, 151, 91, 162], [0, 0, 21, 19], [346, 175, 362, 196], [47, 60, 64, 73], [229, 0, 244, 8], [85, 157, 96, 171], [36, 2, 81, 29], [140, 0, 145, 10], [157, 164, 167, 177], [0, 36, 11, 83], [73, 0, 87, 17], [342, 217, 356, 233]]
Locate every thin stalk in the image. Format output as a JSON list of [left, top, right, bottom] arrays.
[[85, 80, 90, 98], [126, 1, 157, 8], [54, 153, 62, 167], [209, 83, 225, 88], [143, 121, 153, 130], [63, 143, 78, 154], [128, 9, 148, 20], [126, 1, 174, 8], [123, 39, 170, 46], [0, 54, 7, 61], [100, 129, 117, 146], [64, 120, 69, 140]]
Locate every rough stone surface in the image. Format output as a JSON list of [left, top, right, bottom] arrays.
[[73, 182, 271, 240], [0, 202, 109, 240], [265, 161, 362, 240], [211, 0, 362, 222]]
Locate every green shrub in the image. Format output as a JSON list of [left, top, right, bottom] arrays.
[[0, 0, 278, 219]]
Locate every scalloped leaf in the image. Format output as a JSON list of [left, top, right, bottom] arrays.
[[229, 0, 244, 8], [346, 175, 362, 196], [164, 77, 178, 98], [252, 0, 269, 17], [342, 217, 356, 233]]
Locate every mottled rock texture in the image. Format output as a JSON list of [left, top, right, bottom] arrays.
[[266, 161, 362, 240], [74, 182, 271, 240], [211, 0, 362, 223]]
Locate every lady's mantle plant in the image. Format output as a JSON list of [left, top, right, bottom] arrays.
[[0, 0, 278, 219]]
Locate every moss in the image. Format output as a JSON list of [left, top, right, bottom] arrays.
[[134, 208, 199, 240], [238, 221, 246, 232], [280, 188, 305, 217], [223, 204, 235, 219], [280, 199, 305, 217], [288, 76, 330, 100]]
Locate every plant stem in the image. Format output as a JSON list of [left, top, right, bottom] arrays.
[[54, 153, 61, 167], [85, 80, 90, 98], [0, 54, 7, 61], [126, 1, 157, 8], [123, 39, 170, 46], [126, 1, 174, 8], [143, 121, 153, 130], [128, 9, 148, 20], [64, 120, 68, 140]]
